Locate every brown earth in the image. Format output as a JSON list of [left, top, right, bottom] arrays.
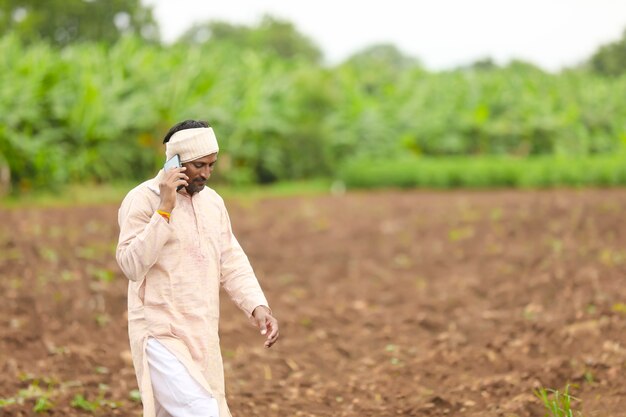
[[1, 189, 626, 417]]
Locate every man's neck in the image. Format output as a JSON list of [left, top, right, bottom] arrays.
[[178, 187, 198, 198]]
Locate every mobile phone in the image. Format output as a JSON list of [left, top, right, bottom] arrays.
[[164, 154, 184, 191], [164, 154, 181, 171]]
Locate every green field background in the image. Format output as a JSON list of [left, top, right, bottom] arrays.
[[1, 30, 626, 193]]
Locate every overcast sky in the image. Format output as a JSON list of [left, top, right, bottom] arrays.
[[144, 0, 626, 71]]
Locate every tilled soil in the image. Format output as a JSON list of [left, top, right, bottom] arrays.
[[1, 189, 626, 417]]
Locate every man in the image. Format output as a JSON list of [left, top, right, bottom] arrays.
[[116, 120, 279, 417]]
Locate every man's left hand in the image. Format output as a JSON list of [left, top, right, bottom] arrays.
[[252, 306, 279, 348]]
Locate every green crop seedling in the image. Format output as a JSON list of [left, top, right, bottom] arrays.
[[534, 385, 583, 417]]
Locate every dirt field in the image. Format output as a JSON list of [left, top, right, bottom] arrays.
[[1, 189, 626, 417]]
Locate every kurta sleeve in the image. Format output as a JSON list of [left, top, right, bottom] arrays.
[[116, 190, 174, 283], [219, 199, 269, 317]]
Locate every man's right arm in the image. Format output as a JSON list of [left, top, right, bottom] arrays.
[[116, 190, 173, 282], [116, 167, 187, 282]]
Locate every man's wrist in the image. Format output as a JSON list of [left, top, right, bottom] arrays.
[[252, 305, 271, 316], [158, 204, 174, 213], [157, 210, 171, 222]]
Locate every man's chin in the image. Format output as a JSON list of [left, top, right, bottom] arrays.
[[188, 183, 205, 194]]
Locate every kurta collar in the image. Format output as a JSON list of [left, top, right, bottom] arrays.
[[147, 170, 165, 196]]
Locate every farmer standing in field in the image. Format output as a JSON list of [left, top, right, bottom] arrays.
[[116, 120, 279, 417]]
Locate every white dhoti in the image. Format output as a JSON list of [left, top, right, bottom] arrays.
[[146, 338, 220, 417]]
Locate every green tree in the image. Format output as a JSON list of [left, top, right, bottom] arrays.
[[178, 15, 322, 63], [0, 0, 159, 46], [589, 29, 626, 77], [459, 57, 498, 71], [344, 43, 419, 72], [340, 43, 420, 95]]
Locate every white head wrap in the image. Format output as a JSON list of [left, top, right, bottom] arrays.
[[165, 127, 219, 163]]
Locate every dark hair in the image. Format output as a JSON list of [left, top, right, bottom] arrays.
[[163, 120, 210, 144]]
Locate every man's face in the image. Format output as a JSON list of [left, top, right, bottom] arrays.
[[182, 153, 217, 195]]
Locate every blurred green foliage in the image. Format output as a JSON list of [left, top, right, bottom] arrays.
[[340, 154, 626, 189], [590, 29, 626, 77], [0, 13, 625, 193], [178, 15, 322, 63], [0, 0, 158, 46]]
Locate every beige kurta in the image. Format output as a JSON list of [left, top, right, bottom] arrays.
[[116, 170, 269, 417]]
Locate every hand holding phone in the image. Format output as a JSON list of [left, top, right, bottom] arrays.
[[164, 155, 184, 191], [159, 155, 187, 212]]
